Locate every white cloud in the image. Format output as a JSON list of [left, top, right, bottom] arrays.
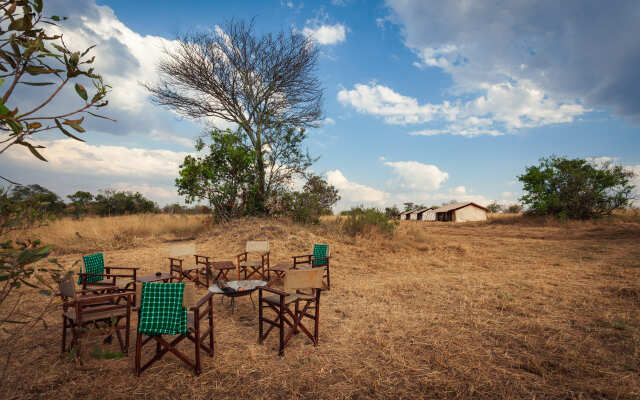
[[337, 83, 457, 125], [453, 186, 466, 195], [326, 170, 387, 209], [323, 117, 336, 126], [302, 24, 346, 45], [385, 1, 639, 123], [338, 82, 585, 136], [383, 160, 448, 190], [5, 139, 188, 179]]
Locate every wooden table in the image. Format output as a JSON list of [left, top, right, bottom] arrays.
[[209, 261, 236, 282], [209, 280, 267, 313], [268, 263, 292, 286], [136, 273, 172, 283]]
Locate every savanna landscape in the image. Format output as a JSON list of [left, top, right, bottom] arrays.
[[2, 212, 640, 399], [2, 0, 640, 399]]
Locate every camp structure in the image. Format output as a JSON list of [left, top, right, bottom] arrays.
[[399, 208, 436, 221], [433, 202, 488, 222]]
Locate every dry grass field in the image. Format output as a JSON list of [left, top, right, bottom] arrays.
[[2, 213, 640, 399]]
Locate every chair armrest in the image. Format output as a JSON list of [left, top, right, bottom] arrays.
[[190, 291, 215, 311], [292, 254, 313, 260], [260, 286, 287, 296], [168, 257, 184, 262], [74, 292, 134, 305], [194, 254, 210, 262], [105, 266, 140, 270]]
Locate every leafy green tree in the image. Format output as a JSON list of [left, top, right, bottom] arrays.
[[9, 183, 65, 216], [67, 190, 93, 219], [486, 202, 503, 213], [505, 203, 523, 214], [0, 0, 112, 165], [302, 174, 339, 215], [518, 156, 635, 219], [176, 128, 256, 221], [384, 205, 400, 218], [146, 19, 323, 212], [93, 189, 157, 216]]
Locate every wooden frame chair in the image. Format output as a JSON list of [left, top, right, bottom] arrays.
[[135, 282, 214, 376], [59, 274, 133, 356], [258, 268, 323, 356], [168, 243, 210, 288], [79, 252, 138, 293], [292, 244, 331, 290], [237, 241, 270, 281]]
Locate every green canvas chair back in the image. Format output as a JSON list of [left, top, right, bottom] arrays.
[[312, 244, 329, 267], [138, 282, 187, 336], [78, 252, 105, 284]]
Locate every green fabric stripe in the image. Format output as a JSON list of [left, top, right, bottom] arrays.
[[78, 253, 105, 284], [312, 244, 329, 266], [139, 282, 187, 336]]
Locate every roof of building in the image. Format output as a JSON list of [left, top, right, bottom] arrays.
[[434, 202, 489, 213]]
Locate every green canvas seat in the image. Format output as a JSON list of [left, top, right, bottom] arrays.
[[78, 252, 138, 292], [138, 282, 187, 336]]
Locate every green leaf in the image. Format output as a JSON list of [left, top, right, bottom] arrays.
[[26, 122, 41, 130], [21, 141, 47, 161], [50, 15, 60, 22], [6, 118, 22, 133], [25, 66, 56, 75], [74, 83, 87, 101], [33, 0, 43, 13], [0, 78, 3, 87], [55, 118, 85, 141], [0, 101, 10, 116], [20, 81, 55, 86]]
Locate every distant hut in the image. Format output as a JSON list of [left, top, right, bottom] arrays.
[[434, 202, 488, 222], [398, 210, 413, 220], [401, 207, 437, 221]]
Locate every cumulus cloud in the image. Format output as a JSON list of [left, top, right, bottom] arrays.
[[5, 139, 188, 179], [302, 23, 347, 45], [383, 160, 448, 190], [326, 170, 387, 209], [338, 81, 585, 136], [337, 83, 456, 125], [385, 0, 640, 122]]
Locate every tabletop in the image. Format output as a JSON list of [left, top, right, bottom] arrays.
[[209, 280, 267, 295]]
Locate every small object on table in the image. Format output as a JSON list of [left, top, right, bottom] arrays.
[[155, 271, 162, 277], [136, 273, 172, 283], [209, 280, 266, 314]]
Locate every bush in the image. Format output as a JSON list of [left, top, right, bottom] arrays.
[[342, 206, 398, 237], [519, 156, 635, 219]]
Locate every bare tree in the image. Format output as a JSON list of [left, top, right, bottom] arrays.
[[145, 19, 323, 212]]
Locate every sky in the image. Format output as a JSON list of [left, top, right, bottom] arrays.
[[1, 0, 639, 211]]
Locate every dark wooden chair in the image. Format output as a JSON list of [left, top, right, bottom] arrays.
[[237, 240, 270, 281], [79, 252, 138, 293], [292, 244, 331, 290], [135, 282, 214, 376], [209, 260, 236, 283], [168, 243, 210, 288], [59, 273, 133, 356], [258, 268, 323, 356]]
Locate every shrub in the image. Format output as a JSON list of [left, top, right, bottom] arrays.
[[342, 206, 398, 237]]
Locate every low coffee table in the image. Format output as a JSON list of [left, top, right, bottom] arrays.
[[136, 273, 172, 283], [268, 263, 292, 286], [209, 280, 267, 313], [209, 261, 236, 282]]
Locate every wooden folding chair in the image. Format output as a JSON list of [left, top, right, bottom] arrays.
[[168, 243, 210, 288], [135, 282, 214, 376], [237, 241, 270, 281], [59, 273, 133, 356], [78, 252, 138, 293], [258, 268, 323, 356], [292, 244, 331, 290]]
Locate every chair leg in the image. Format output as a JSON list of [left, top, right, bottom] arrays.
[[314, 296, 320, 346], [135, 333, 142, 376], [125, 305, 131, 354], [258, 291, 263, 344], [61, 316, 67, 353], [278, 298, 285, 356], [194, 310, 201, 375], [208, 298, 214, 357], [326, 265, 331, 290]]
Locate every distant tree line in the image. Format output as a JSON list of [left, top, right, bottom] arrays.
[[0, 184, 211, 224]]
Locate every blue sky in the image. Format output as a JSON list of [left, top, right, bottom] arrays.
[[2, 0, 639, 210]]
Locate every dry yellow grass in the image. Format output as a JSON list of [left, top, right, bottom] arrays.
[[2, 214, 640, 399]]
